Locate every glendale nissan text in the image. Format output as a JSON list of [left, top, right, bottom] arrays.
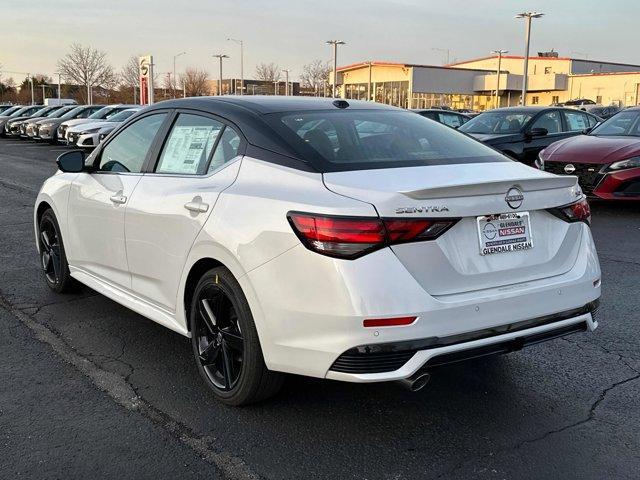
[[35, 97, 601, 405]]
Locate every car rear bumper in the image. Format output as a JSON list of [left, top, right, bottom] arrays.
[[246, 223, 601, 381]]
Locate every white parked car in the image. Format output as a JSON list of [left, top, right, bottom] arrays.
[[66, 108, 141, 148], [58, 104, 137, 144], [34, 97, 601, 405]]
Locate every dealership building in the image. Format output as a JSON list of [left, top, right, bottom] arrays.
[[334, 54, 640, 110]]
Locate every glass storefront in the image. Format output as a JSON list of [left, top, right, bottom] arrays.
[[411, 92, 477, 110], [344, 81, 410, 108]]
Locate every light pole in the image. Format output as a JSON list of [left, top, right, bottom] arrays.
[[326, 40, 346, 97], [29, 75, 34, 105], [491, 49, 508, 108], [173, 51, 186, 98], [515, 11, 544, 106], [227, 38, 244, 95], [431, 48, 451, 65], [282, 69, 291, 95], [212, 54, 230, 96]]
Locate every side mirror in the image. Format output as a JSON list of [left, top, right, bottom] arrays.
[[56, 150, 86, 173], [529, 127, 548, 137], [582, 127, 594, 135]]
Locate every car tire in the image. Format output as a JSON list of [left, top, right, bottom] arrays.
[[189, 267, 284, 406], [38, 208, 76, 293]]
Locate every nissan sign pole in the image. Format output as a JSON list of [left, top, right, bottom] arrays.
[[139, 55, 155, 105]]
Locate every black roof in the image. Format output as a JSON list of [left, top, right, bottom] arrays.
[[148, 95, 398, 114], [141, 96, 402, 171]]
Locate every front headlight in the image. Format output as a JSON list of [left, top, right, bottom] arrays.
[[80, 128, 100, 135], [608, 156, 640, 171]]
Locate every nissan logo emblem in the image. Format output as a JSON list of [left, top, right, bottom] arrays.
[[505, 186, 524, 209], [564, 164, 576, 174]]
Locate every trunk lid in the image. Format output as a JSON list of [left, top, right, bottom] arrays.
[[323, 161, 584, 295]]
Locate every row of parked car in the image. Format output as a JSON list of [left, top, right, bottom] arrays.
[[2, 99, 638, 201], [413, 104, 638, 201], [0, 103, 140, 147]]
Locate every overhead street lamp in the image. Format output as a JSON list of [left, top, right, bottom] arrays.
[[326, 40, 346, 98], [227, 38, 244, 95], [491, 49, 508, 108], [515, 11, 544, 106], [212, 54, 230, 96], [173, 51, 186, 98]]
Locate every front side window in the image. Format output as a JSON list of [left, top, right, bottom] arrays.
[[98, 113, 166, 173], [156, 114, 224, 175], [563, 110, 589, 132], [530, 111, 561, 133], [271, 109, 507, 171]]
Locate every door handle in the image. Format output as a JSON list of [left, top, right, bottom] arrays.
[[110, 194, 127, 205], [184, 201, 209, 213]]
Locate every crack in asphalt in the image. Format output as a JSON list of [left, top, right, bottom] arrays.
[[0, 291, 262, 480], [599, 255, 640, 267], [434, 339, 640, 478], [0, 178, 39, 194]]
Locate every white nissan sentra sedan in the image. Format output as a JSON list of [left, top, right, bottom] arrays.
[[34, 96, 601, 405]]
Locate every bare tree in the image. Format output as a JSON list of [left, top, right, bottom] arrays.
[[57, 43, 115, 103], [181, 67, 209, 97], [255, 62, 282, 82], [120, 55, 139, 89], [301, 59, 330, 96], [120, 55, 140, 103]]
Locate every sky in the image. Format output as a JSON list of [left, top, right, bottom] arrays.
[[1, 0, 638, 84]]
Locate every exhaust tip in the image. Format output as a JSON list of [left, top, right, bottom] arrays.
[[397, 372, 431, 392], [410, 373, 431, 392]]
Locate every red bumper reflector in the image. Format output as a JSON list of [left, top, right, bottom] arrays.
[[363, 316, 417, 328]]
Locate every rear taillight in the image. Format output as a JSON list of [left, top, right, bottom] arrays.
[[548, 198, 591, 225], [287, 212, 458, 259]]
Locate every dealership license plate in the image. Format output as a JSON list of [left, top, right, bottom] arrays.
[[477, 212, 533, 256]]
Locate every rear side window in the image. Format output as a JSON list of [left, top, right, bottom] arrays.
[[270, 109, 506, 172], [99, 113, 167, 173], [563, 110, 590, 131], [439, 112, 466, 128], [156, 114, 223, 175], [208, 127, 241, 173]]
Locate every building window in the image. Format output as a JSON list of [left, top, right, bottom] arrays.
[[544, 67, 552, 74], [596, 95, 602, 104], [532, 96, 539, 105], [552, 95, 559, 104]]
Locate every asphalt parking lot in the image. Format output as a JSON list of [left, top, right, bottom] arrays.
[[0, 137, 639, 479]]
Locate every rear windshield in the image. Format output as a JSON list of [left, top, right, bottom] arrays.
[[268, 109, 506, 172]]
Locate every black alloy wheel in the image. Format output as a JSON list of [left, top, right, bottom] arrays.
[[40, 218, 62, 285], [38, 209, 75, 293], [190, 267, 284, 405], [194, 283, 244, 391]]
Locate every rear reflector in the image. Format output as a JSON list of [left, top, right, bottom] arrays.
[[287, 212, 458, 259], [363, 316, 417, 328]]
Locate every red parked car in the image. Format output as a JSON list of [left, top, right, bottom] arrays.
[[539, 107, 640, 200]]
